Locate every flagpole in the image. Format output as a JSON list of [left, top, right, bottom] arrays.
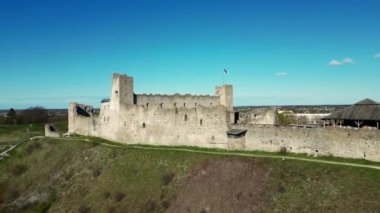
[[223, 69, 227, 86], [223, 71, 225, 86]]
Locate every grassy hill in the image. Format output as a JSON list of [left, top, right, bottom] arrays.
[[1, 124, 380, 212]]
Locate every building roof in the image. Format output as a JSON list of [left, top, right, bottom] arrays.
[[227, 129, 247, 138], [323, 99, 380, 121]]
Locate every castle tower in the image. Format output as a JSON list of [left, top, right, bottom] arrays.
[[215, 85, 233, 111], [216, 85, 234, 125], [110, 73, 134, 110]]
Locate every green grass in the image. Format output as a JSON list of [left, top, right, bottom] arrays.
[[0, 124, 44, 146], [1, 122, 380, 212], [1, 137, 380, 212], [1, 138, 209, 212], [0, 121, 67, 146]]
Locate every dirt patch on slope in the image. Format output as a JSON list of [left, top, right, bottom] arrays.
[[167, 157, 271, 213]]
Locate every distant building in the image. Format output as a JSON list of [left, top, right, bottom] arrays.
[[323, 99, 380, 129]]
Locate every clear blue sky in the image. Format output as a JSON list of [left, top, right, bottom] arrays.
[[1, 0, 379, 109]]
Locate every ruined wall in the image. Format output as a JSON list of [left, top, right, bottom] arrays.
[[236, 108, 277, 125], [135, 94, 220, 109], [235, 125, 380, 162], [68, 103, 99, 136], [45, 124, 61, 137]]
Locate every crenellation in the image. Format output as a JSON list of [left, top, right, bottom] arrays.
[[135, 93, 220, 110]]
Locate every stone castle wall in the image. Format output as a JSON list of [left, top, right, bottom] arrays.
[[69, 103, 228, 148], [235, 125, 380, 162], [68, 73, 380, 162], [69, 73, 231, 149]]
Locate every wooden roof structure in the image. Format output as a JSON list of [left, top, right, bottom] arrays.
[[323, 99, 380, 121]]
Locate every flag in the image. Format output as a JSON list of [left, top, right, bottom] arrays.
[[224, 69, 228, 74]]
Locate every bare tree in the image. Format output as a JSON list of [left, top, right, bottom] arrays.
[[18, 106, 49, 124]]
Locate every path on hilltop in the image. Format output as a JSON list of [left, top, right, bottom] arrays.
[[41, 137, 380, 170]]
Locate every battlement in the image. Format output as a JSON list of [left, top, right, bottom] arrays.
[[109, 73, 233, 111]]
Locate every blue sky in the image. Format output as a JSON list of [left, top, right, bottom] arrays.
[[1, 0, 379, 109]]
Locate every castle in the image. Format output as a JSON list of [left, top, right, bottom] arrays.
[[68, 73, 380, 162], [69, 73, 240, 149]]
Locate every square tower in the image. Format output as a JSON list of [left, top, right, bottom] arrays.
[[110, 73, 134, 110], [215, 85, 233, 111]]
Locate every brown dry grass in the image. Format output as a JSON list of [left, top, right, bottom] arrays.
[[167, 157, 271, 213]]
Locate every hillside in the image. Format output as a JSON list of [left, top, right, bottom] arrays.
[[0, 127, 380, 212]]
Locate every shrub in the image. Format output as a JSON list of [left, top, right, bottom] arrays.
[[277, 113, 297, 125], [92, 167, 101, 178], [103, 191, 111, 200], [161, 172, 175, 186], [78, 205, 90, 213], [277, 185, 286, 194], [65, 169, 75, 181], [161, 200, 171, 209], [18, 106, 48, 124], [0, 188, 19, 203], [26, 142, 42, 155], [113, 191, 126, 202], [11, 164, 28, 176], [142, 199, 158, 212]]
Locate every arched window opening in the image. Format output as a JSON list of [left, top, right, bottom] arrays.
[[146, 103, 149, 107], [142, 123, 146, 128]]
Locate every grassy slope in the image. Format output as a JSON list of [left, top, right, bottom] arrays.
[[0, 123, 380, 212], [0, 138, 210, 212], [1, 138, 379, 212]]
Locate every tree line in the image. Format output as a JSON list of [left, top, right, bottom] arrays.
[[1, 106, 66, 125]]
